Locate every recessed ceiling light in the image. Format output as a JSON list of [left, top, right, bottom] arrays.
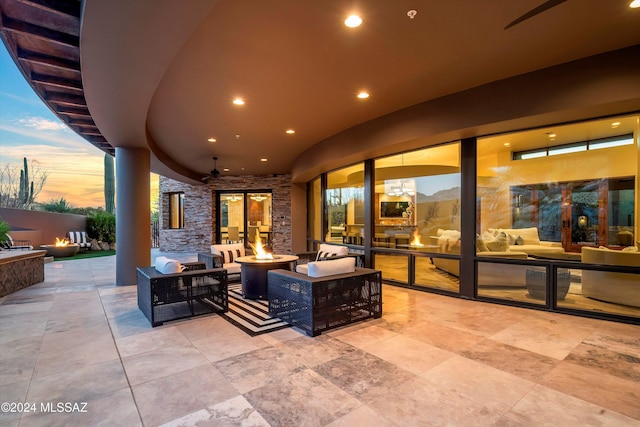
[[207, 137, 216, 142], [611, 121, 621, 128], [630, 0, 640, 8], [223, 168, 230, 172], [344, 14, 362, 27], [232, 98, 245, 106], [546, 132, 556, 138], [285, 129, 295, 134], [357, 91, 370, 99], [260, 158, 268, 162], [503, 142, 511, 147]]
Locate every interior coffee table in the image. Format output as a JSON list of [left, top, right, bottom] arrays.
[[235, 254, 298, 299]]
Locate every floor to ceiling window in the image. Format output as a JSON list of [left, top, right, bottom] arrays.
[[325, 163, 364, 246], [476, 116, 639, 318], [373, 143, 461, 292], [306, 115, 639, 323], [308, 177, 322, 246]]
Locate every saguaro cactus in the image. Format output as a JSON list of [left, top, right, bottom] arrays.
[[18, 157, 34, 208], [104, 153, 115, 214]]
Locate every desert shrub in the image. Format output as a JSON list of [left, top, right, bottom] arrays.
[[0, 219, 9, 243], [87, 211, 116, 243]]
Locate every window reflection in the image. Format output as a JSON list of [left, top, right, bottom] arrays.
[[326, 164, 364, 245], [374, 144, 461, 251], [168, 192, 184, 229], [477, 115, 638, 318]]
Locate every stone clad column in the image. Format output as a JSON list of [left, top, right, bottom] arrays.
[[116, 147, 151, 286]]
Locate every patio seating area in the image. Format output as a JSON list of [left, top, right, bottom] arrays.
[[0, 252, 639, 426]]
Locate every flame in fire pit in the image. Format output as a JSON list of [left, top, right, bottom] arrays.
[[55, 237, 70, 247], [410, 230, 424, 247], [249, 229, 273, 260]]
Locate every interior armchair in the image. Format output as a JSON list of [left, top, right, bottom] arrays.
[[226, 226, 242, 244]]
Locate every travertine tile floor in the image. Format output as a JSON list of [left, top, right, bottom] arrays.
[[1, 252, 639, 426]]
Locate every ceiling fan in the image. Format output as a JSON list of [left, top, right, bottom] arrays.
[[504, 0, 567, 30], [202, 156, 220, 181]]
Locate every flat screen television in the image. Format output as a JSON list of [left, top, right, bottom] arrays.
[[380, 201, 409, 218]]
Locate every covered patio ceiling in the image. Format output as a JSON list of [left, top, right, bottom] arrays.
[[1, 0, 639, 183]]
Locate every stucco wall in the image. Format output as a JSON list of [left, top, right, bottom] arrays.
[[159, 174, 293, 254], [0, 208, 86, 248], [292, 45, 640, 184]]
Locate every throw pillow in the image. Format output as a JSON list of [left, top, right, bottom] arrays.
[[486, 231, 508, 252], [316, 250, 338, 261], [476, 234, 489, 252], [482, 230, 495, 242], [223, 249, 242, 264], [315, 244, 348, 261], [515, 235, 525, 245]]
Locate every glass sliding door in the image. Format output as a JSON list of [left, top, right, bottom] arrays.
[[217, 191, 272, 248], [511, 178, 635, 251], [608, 177, 635, 247], [247, 193, 273, 247], [566, 180, 602, 251], [220, 193, 244, 243]]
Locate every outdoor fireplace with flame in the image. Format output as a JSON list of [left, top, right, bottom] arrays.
[[235, 229, 298, 299], [40, 237, 79, 258]]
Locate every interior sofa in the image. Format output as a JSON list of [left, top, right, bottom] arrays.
[[581, 246, 640, 308], [432, 227, 564, 258], [484, 227, 564, 258], [430, 227, 566, 287]]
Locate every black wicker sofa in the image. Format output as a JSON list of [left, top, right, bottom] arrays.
[[267, 267, 382, 336]]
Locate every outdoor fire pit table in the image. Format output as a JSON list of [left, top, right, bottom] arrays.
[[40, 243, 79, 258], [235, 254, 298, 299]]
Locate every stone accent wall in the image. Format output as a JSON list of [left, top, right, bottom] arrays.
[[0, 250, 46, 297], [159, 174, 293, 254]]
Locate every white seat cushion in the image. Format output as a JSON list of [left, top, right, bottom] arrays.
[[223, 262, 241, 275], [307, 257, 356, 278], [296, 264, 309, 275]]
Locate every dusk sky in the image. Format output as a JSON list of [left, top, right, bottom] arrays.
[[0, 43, 158, 209]]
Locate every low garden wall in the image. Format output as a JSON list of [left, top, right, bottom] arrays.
[[0, 208, 86, 248]]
